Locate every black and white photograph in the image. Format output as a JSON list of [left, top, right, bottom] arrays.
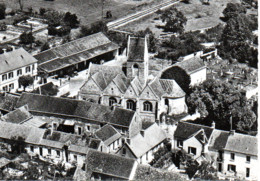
[[0, 0, 258, 180]]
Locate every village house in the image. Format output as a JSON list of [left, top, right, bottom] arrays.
[[34, 32, 119, 79], [79, 36, 188, 122], [0, 48, 38, 92], [94, 124, 122, 153], [173, 121, 258, 180], [117, 122, 167, 165], [0, 121, 109, 166], [74, 149, 138, 181], [14, 93, 141, 138]]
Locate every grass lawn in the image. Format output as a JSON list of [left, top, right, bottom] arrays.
[[118, 0, 257, 35], [1, 0, 171, 25]]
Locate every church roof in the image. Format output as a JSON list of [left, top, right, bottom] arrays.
[[149, 77, 186, 98], [127, 37, 145, 62]]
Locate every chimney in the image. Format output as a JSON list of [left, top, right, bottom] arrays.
[[211, 121, 215, 128], [140, 130, 145, 137], [229, 130, 235, 135]]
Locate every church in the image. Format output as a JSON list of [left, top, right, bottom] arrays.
[[78, 36, 187, 122]]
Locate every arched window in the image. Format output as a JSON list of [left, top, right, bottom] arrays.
[[126, 100, 136, 111], [165, 98, 169, 106], [109, 97, 117, 106], [132, 63, 139, 77], [143, 101, 153, 112]]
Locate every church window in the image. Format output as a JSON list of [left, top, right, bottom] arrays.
[[132, 64, 139, 76], [126, 100, 136, 111], [109, 97, 117, 106], [143, 101, 153, 112]]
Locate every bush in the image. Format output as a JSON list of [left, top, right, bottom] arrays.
[[39, 7, 46, 16], [41, 42, 50, 52], [0, 3, 6, 20], [19, 31, 35, 44], [0, 22, 7, 31]]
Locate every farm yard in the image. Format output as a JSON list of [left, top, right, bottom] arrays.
[[118, 0, 256, 36], [1, 0, 172, 25]]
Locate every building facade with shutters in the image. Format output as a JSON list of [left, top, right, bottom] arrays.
[[0, 48, 38, 92]]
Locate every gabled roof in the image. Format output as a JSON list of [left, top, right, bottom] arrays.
[[95, 124, 121, 146], [148, 77, 186, 98], [127, 37, 145, 62], [1, 105, 32, 124], [0, 48, 37, 74], [31, 82, 58, 96], [126, 123, 167, 158], [174, 122, 214, 141], [112, 74, 132, 93], [16, 93, 136, 128], [86, 149, 136, 180], [34, 32, 119, 73], [0, 93, 19, 112], [130, 77, 143, 96], [209, 129, 258, 156], [174, 56, 206, 74]]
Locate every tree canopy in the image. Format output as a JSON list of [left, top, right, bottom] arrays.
[[18, 75, 34, 91], [161, 66, 191, 93], [186, 79, 257, 133], [160, 7, 187, 34], [222, 3, 247, 21], [19, 31, 35, 45]]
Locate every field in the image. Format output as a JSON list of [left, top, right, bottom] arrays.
[[2, 0, 171, 25], [118, 0, 257, 36]]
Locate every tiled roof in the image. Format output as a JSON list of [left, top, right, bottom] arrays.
[[149, 77, 186, 98], [174, 56, 206, 74], [209, 129, 258, 156], [174, 122, 214, 140], [127, 123, 167, 158], [31, 82, 58, 96], [0, 93, 19, 112], [127, 37, 145, 62], [95, 124, 121, 146], [112, 74, 132, 93], [130, 77, 143, 96], [86, 149, 136, 180], [0, 48, 37, 74], [34, 32, 119, 73], [16, 93, 135, 128], [1, 105, 32, 124], [91, 72, 108, 90], [0, 157, 11, 168]]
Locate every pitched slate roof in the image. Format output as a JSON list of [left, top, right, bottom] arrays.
[[34, 32, 119, 73], [127, 123, 167, 158], [130, 77, 143, 96], [0, 48, 38, 74], [16, 93, 136, 128], [174, 56, 206, 74], [1, 105, 32, 124], [148, 77, 186, 98], [31, 82, 58, 96], [95, 124, 121, 146], [174, 122, 214, 141], [0, 121, 100, 154], [127, 37, 145, 62], [209, 129, 258, 156], [0, 93, 19, 112], [86, 149, 136, 180], [112, 74, 132, 93]]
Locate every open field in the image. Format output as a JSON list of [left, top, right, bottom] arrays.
[[118, 0, 257, 35], [1, 0, 171, 25]]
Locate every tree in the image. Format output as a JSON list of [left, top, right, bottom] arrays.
[[0, 3, 6, 20], [18, 75, 34, 91], [222, 3, 247, 21], [186, 79, 257, 133], [63, 12, 79, 28], [79, 21, 108, 37], [9, 136, 26, 154], [161, 66, 191, 93], [160, 7, 187, 34], [19, 31, 35, 44], [194, 161, 218, 180]]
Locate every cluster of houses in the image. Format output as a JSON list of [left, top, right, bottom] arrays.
[[0, 31, 258, 180]]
